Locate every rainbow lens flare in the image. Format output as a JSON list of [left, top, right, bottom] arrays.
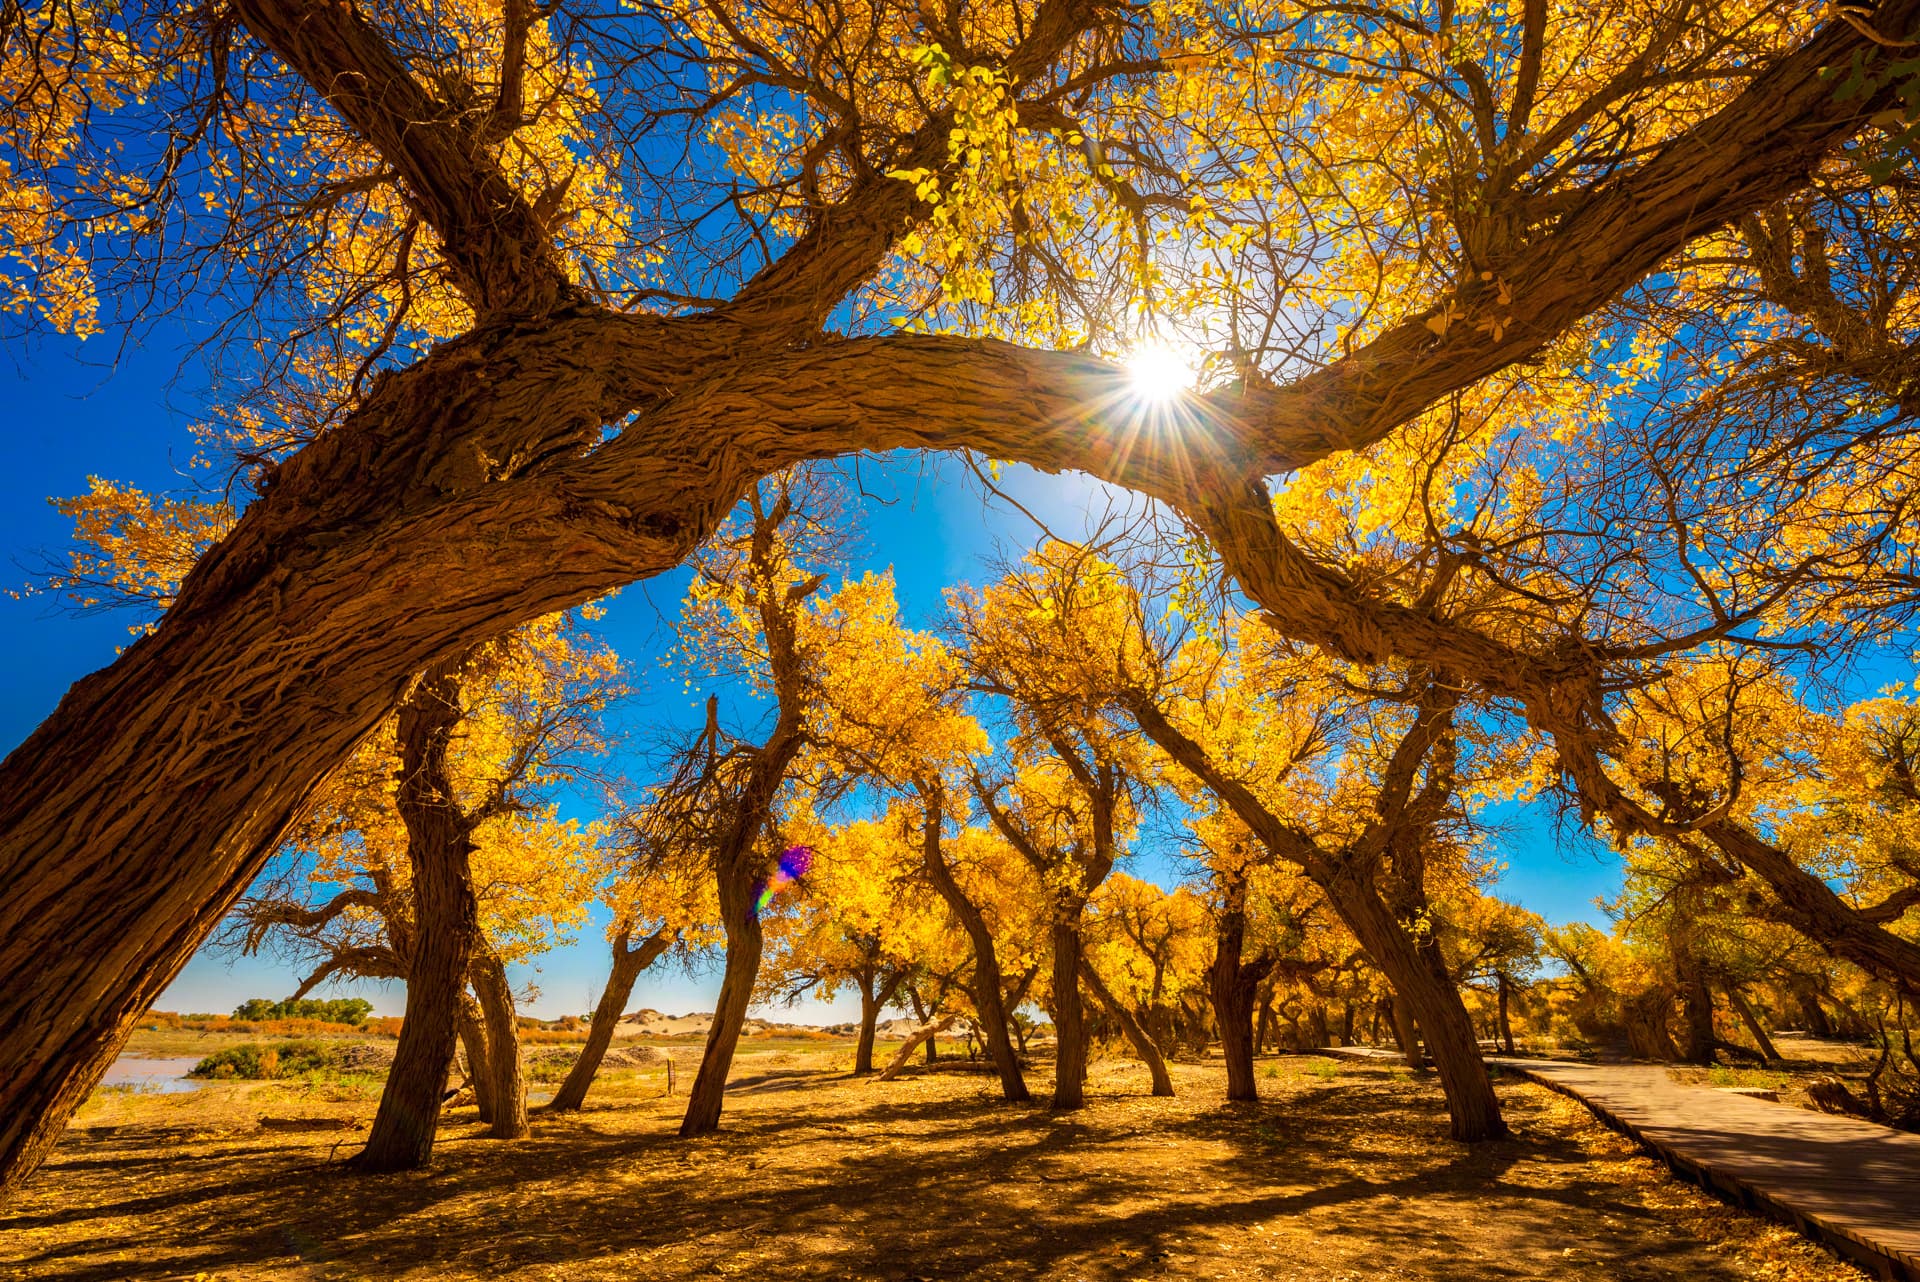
[[753, 844, 814, 915]]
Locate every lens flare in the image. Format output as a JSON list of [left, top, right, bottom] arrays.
[[754, 844, 814, 914], [1126, 341, 1197, 403]]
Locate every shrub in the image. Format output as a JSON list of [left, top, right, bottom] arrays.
[[188, 1040, 339, 1080]]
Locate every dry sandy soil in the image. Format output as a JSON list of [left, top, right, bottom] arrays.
[[0, 1050, 1869, 1281]]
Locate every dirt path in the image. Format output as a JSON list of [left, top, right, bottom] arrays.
[[0, 1055, 1871, 1281]]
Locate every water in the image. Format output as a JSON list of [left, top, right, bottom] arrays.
[[100, 1055, 203, 1094]]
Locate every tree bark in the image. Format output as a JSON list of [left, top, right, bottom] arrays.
[[1388, 993, 1426, 1069], [0, 5, 1908, 1190], [917, 785, 1030, 1102], [1049, 921, 1090, 1110], [1725, 984, 1782, 1063], [853, 969, 905, 1077], [351, 662, 479, 1172], [1791, 977, 1836, 1038], [470, 950, 529, 1139], [548, 925, 673, 1111], [1209, 894, 1271, 1103], [1080, 958, 1174, 1096], [874, 1015, 958, 1082], [679, 884, 764, 1137], [457, 990, 496, 1125], [1496, 974, 1517, 1056]]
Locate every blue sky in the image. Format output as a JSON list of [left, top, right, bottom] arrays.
[[0, 323, 1628, 1023]]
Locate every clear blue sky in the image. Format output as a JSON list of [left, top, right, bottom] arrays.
[[0, 323, 1627, 1022]]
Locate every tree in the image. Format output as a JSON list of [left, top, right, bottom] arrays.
[[757, 817, 950, 1076], [237, 612, 618, 1162], [4, 0, 1917, 1188]]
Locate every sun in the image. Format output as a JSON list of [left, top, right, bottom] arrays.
[[1125, 341, 1198, 403]]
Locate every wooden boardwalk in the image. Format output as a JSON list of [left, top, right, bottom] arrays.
[[1325, 1046, 1920, 1280]]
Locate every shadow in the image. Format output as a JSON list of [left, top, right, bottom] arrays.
[[4, 1061, 1784, 1281]]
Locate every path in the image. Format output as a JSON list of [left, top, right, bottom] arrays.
[[1326, 1046, 1920, 1280]]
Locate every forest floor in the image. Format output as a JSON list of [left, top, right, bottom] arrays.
[[1, 1050, 1871, 1282]]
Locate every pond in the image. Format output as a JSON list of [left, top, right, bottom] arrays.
[[100, 1056, 204, 1094]]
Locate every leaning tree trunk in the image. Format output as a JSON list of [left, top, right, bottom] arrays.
[[1331, 880, 1506, 1141], [352, 662, 480, 1172], [457, 991, 497, 1125], [471, 951, 529, 1140], [919, 796, 1030, 1102], [1725, 984, 1782, 1063], [1049, 921, 1091, 1110], [1080, 958, 1174, 1096], [549, 925, 672, 1112], [0, 17, 1912, 1190], [874, 1014, 958, 1081], [679, 881, 764, 1138]]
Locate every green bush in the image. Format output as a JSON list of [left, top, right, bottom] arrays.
[[188, 1040, 339, 1080], [231, 997, 373, 1025]]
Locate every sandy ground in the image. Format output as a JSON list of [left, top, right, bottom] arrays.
[[0, 1050, 1869, 1281]]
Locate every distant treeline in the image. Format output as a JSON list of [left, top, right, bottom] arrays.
[[231, 997, 374, 1025]]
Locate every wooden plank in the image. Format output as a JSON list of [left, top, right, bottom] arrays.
[[1320, 1047, 1920, 1280]]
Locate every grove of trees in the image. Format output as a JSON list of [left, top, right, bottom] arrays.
[[2, 0, 1920, 1195]]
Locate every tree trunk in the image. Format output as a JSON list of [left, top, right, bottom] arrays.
[[853, 970, 904, 1077], [0, 13, 1898, 1190], [457, 991, 496, 1125], [549, 926, 672, 1111], [1340, 999, 1356, 1047], [918, 791, 1030, 1102], [1303, 1000, 1329, 1051], [1049, 922, 1089, 1110], [1496, 974, 1516, 1055], [1080, 958, 1174, 1096], [1678, 965, 1716, 1066], [679, 892, 763, 1137], [1792, 977, 1836, 1038], [874, 1015, 957, 1081], [1332, 878, 1506, 1141], [1389, 993, 1426, 1069], [471, 951, 529, 1139], [1209, 901, 1269, 1103], [1725, 984, 1782, 1063], [351, 662, 479, 1172]]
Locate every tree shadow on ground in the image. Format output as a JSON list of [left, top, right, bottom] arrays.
[[0, 1060, 1850, 1281]]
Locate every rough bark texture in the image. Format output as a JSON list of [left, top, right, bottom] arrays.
[[1049, 922, 1090, 1111], [350, 663, 478, 1171], [470, 951, 530, 1140], [679, 902, 764, 1137], [1080, 958, 1174, 1097], [548, 925, 673, 1112], [0, 0, 1911, 1191], [917, 784, 1031, 1102], [1389, 994, 1426, 1069], [1209, 892, 1272, 1104], [457, 992, 496, 1124]]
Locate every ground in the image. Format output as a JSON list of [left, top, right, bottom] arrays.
[[1, 1046, 1870, 1282]]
